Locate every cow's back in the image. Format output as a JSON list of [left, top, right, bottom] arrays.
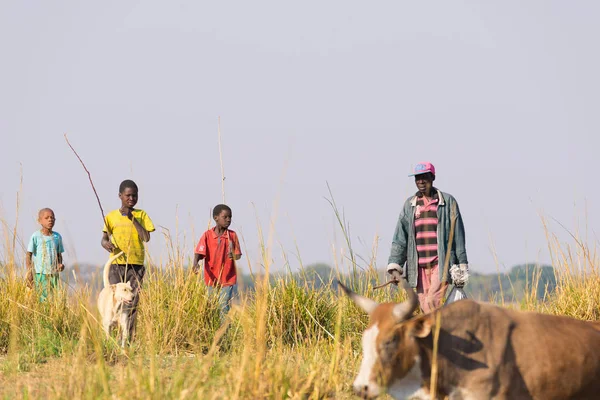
[[431, 300, 600, 399], [507, 306, 600, 399]]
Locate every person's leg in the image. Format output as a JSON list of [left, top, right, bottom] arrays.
[[34, 273, 49, 302], [47, 274, 60, 299], [220, 285, 236, 318], [108, 264, 125, 285], [426, 265, 449, 310], [207, 284, 235, 323], [206, 285, 222, 323], [124, 265, 145, 341], [106, 264, 126, 341], [416, 267, 432, 314], [430, 282, 449, 310]]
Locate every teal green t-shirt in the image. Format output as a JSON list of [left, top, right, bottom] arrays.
[[27, 230, 64, 274]]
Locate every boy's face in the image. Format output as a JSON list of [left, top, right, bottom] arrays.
[[214, 210, 232, 229], [119, 187, 138, 209], [39, 210, 56, 230]]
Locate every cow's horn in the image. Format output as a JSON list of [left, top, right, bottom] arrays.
[[392, 279, 418, 322], [336, 280, 378, 315]]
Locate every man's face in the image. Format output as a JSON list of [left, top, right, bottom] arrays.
[[414, 173, 434, 195]]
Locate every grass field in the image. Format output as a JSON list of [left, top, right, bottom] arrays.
[[1, 210, 598, 399]]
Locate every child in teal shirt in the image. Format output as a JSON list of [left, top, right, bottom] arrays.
[[26, 208, 65, 300]]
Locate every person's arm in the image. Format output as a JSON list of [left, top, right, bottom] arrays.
[[448, 199, 469, 287], [57, 252, 64, 272], [101, 215, 116, 252], [122, 208, 151, 242], [387, 203, 410, 281], [101, 231, 116, 252], [26, 251, 34, 287], [192, 233, 207, 274], [131, 216, 150, 242], [56, 235, 65, 272], [26, 235, 36, 287], [26, 251, 33, 271], [231, 234, 242, 261], [451, 199, 468, 265], [192, 253, 205, 274]]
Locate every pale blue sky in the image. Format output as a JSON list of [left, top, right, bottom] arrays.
[[1, 1, 597, 275]]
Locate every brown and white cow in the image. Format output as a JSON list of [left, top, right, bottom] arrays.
[[339, 280, 600, 399]]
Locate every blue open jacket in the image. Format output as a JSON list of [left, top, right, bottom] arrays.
[[388, 189, 468, 288]]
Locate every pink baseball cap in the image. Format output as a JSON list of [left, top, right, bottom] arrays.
[[409, 162, 436, 177]]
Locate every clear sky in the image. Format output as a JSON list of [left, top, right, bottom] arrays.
[[1, 1, 597, 275]]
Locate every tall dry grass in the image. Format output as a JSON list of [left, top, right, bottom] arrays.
[[1, 202, 598, 399]]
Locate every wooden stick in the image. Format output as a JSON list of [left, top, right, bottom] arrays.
[[64, 134, 107, 225], [441, 202, 458, 283], [430, 201, 458, 398], [430, 310, 443, 398], [373, 280, 399, 290]]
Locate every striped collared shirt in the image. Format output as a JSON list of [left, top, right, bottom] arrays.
[[414, 191, 439, 268]]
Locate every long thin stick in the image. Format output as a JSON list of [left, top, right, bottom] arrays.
[[430, 201, 457, 397], [217, 116, 226, 204], [373, 280, 397, 290], [64, 134, 107, 225], [430, 310, 443, 399], [441, 202, 458, 284]]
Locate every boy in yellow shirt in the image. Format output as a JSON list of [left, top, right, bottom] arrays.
[[101, 179, 155, 342]]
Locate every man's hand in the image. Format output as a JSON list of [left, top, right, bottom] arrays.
[[389, 269, 403, 283], [57, 263, 65, 272], [449, 264, 469, 288], [192, 266, 200, 275], [387, 263, 405, 284]]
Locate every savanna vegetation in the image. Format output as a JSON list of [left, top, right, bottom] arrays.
[[1, 199, 598, 399]]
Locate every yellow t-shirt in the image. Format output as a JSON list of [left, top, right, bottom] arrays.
[[103, 209, 155, 265]]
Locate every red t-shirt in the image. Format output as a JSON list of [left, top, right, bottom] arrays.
[[194, 228, 242, 286]]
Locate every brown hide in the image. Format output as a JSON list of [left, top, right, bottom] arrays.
[[405, 300, 600, 399]]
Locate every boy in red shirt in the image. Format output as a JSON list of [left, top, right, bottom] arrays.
[[192, 204, 242, 320]]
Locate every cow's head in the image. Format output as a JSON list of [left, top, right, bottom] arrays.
[[339, 280, 433, 399]]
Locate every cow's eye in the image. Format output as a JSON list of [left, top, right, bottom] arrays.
[[379, 332, 401, 362]]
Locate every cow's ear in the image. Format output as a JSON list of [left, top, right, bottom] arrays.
[[411, 317, 432, 338]]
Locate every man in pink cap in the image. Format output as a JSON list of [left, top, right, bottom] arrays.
[[387, 162, 469, 313]]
